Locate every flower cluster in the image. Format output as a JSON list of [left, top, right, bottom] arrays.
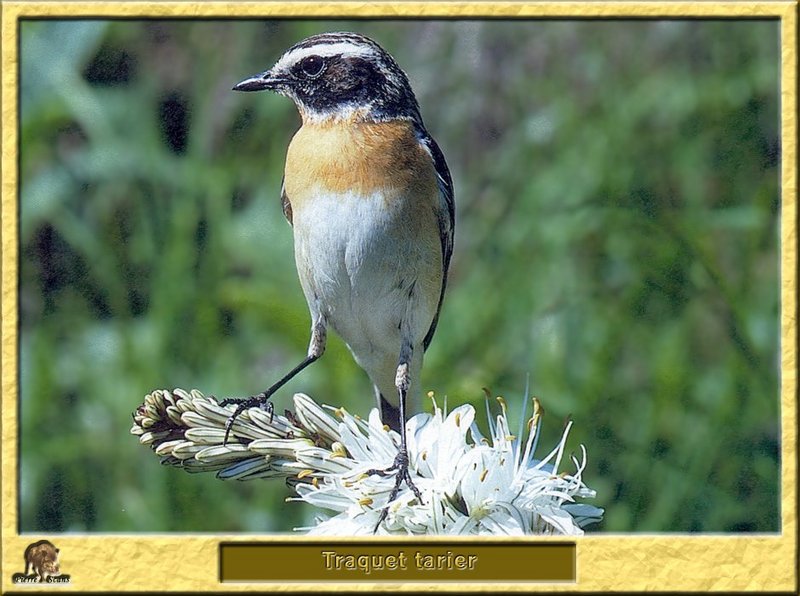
[[131, 389, 602, 535]]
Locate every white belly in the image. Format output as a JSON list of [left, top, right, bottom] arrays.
[[292, 189, 441, 392]]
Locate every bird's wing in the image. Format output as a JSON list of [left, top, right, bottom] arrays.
[[418, 130, 455, 351], [280, 176, 293, 225]]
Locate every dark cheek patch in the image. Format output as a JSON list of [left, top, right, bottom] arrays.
[[337, 58, 386, 95], [292, 54, 417, 121], [302, 57, 388, 111]]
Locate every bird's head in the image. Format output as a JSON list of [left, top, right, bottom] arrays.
[[233, 32, 422, 124]]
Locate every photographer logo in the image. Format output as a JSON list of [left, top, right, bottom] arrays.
[[11, 540, 70, 585]]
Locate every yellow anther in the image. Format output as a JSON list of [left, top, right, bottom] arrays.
[[331, 442, 347, 458]]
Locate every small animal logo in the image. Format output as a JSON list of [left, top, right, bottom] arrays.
[[11, 540, 70, 584]]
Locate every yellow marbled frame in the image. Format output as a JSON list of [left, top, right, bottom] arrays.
[[1, 2, 795, 592]]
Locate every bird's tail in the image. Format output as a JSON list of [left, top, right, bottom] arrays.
[[378, 392, 401, 432]]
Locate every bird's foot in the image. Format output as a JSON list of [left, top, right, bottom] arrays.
[[219, 392, 274, 445], [365, 449, 423, 533]]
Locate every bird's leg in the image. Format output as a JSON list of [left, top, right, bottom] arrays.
[[367, 342, 423, 532], [221, 321, 326, 445]]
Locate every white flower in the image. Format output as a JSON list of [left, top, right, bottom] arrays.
[[293, 394, 603, 536], [132, 388, 603, 535]]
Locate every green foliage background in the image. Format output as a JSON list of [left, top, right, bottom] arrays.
[[18, 19, 780, 533]]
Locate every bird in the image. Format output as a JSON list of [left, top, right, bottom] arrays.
[[222, 31, 454, 525]]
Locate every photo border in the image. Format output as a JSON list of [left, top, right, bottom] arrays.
[[1, 1, 796, 592]]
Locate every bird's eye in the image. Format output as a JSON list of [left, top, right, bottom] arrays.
[[299, 55, 325, 78]]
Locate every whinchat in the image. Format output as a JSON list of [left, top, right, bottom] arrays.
[[224, 32, 454, 526]]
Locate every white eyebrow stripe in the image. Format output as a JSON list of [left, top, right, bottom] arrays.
[[274, 42, 376, 71]]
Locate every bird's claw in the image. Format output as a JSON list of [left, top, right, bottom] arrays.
[[366, 450, 423, 533], [220, 392, 274, 445]]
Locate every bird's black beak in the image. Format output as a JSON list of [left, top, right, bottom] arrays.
[[232, 70, 285, 92]]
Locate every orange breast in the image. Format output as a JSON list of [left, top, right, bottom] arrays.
[[284, 119, 438, 208]]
